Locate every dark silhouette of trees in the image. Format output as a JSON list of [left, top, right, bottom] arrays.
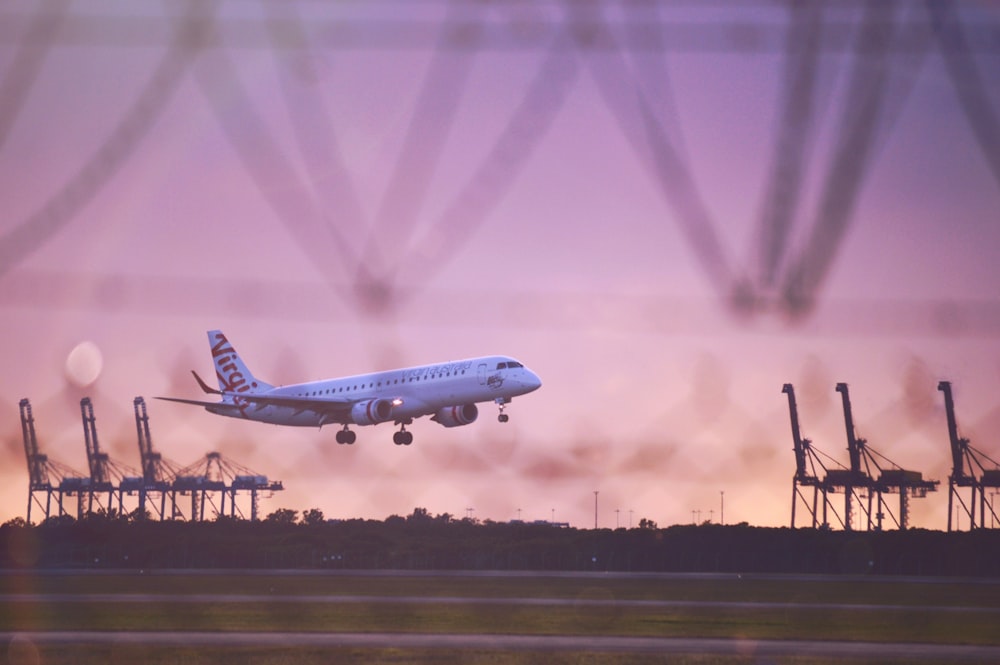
[[264, 508, 298, 525], [1, 511, 999, 576], [301, 508, 325, 526]]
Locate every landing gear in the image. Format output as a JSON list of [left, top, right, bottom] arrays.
[[496, 397, 511, 423], [393, 420, 413, 446], [335, 426, 356, 445]]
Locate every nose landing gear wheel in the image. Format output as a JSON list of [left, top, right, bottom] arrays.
[[497, 398, 510, 423]]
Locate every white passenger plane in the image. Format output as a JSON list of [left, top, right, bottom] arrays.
[[156, 330, 542, 446]]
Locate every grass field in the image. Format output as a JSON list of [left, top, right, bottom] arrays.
[[1, 571, 998, 664]]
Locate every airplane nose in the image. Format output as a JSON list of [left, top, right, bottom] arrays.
[[524, 370, 542, 392]]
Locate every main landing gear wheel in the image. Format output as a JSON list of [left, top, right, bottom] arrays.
[[336, 427, 356, 445], [393, 429, 413, 446]]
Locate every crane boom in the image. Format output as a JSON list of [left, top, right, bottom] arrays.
[[782, 384, 809, 477], [937, 381, 969, 480], [81, 397, 109, 484], [20, 398, 49, 487], [835, 383, 864, 474]]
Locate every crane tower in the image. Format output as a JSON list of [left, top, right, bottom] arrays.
[[20, 398, 89, 523], [834, 383, 938, 530], [939, 381, 1000, 530], [133, 396, 176, 519], [784, 384, 834, 528]]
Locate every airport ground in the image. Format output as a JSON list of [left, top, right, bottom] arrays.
[[2, 570, 1000, 664]]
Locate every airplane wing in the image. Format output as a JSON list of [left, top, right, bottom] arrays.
[[219, 392, 353, 409], [155, 396, 227, 408], [156, 392, 358, 423], [158, 369, 399, 421]]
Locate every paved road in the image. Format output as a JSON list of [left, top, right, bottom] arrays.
[[3, 630, 1000, 661], [3, 593, 1000, 616]]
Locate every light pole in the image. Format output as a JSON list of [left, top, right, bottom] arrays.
[[594, 490, 599, 529], [615, 508, 620, 529], [721, 491, 725, 526]]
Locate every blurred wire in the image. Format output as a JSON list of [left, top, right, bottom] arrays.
[[928, 0, 1000, 189], [0, 0, 70, 152], [0, 0, 211, 279], [193, 10, 361, 308], [262, 2, 369, 289], [1, 11, 997, 53], [780, 1, 898, 316], [568, 0, 740, 304], [402, 11, 580, 291], [3, 269, 1000, 337], [754, 0, 824, 291], [0, 0, 997, 328], [357, 1, 481, 313]]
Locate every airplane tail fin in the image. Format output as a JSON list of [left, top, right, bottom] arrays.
[[207, 330, 273, 399]]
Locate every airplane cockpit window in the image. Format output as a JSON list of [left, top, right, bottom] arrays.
[[508, 361, 523, 369], [497, 362, 507, 369]]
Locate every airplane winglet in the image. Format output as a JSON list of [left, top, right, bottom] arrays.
[[192, 370, 222, 395]]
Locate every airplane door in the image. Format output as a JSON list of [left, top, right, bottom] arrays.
[[478, 363, 487, 385]]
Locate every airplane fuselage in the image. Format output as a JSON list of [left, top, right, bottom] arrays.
[[209, 355, 538, 428]]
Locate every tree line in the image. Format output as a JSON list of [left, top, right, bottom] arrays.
[[2, 508, 999, 577]]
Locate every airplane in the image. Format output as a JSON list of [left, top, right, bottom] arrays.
[[156, 330, 542, 446]]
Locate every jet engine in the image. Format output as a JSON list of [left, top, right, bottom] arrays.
[[351, 398, 393, 426], [431, 403, 478, 428]]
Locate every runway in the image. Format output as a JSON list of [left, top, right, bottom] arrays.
[[3, 592, 1000, 616], [4, 630, 1000, 661], [4, 570, 998, 661]]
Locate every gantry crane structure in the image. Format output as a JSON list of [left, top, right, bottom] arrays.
[[784, 384, 836, 528], [834, 383, 939, 531], [79, 397, 141, 517], [20, 395, 285, 523], [20, 398, 90, 523], [170, 452, 283, 522], [827, 383, 878, 530], [939, 381, 1000, 530], [132, 396, 178, 520]]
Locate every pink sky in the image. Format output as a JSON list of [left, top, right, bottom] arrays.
[[2, 1, 999, 530]]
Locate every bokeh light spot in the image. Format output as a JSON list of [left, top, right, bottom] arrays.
[[65, 340, 103, 388]]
